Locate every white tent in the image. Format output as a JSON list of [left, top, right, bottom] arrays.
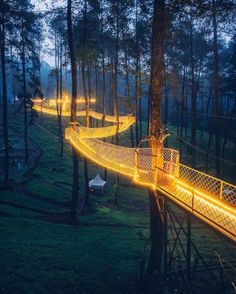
[[89, 174, 106, 193]]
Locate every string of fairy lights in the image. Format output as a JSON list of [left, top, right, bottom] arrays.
[[32, 96, 236, 242]]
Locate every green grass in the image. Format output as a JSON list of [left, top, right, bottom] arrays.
[[0, 106, 235, 293], [0, 218, 145, 294], [0, 107, 151, 293]]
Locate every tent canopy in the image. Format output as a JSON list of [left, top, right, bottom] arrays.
[[89, 174, 106, 188]]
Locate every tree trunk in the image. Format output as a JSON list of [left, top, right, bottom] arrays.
[[0, 17, 9, 186], [67, 0, 79, 224], [83, 0, 90, 207], [82, 60, 90, 206], [22, 37, 28, 164], [147, 0, 165, 275], [212, 0, 221, 178], [164, 61, 168, 126], [200, 92, 204, 143], [148, 191, 164, 272], [101, 15, 108, 180], [180, 66, 186, 155], [59, 42, 63, 156], [135, 1, 140, 146], [135, 56, 139, 145], [101, 16, 106, 122], [82, 59, 89, 207], [10, 45, 16, 105], [124, 45, 134, 148], [55, 32, 60, 144], [55, 34, 63, 156], [190, 20, 196, 168], [139, 65, 142, 140], [95, 60, 98, 127], [113, 2, 119, 204], [205, 81, 213, 173]]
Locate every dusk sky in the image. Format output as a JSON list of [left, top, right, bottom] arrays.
[[33, 0, 64, 66]]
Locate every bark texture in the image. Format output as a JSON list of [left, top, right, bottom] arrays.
[[67, 0, 79, 224]]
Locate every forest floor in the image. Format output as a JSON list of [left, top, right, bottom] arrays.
[[0, 106, 235, 294]]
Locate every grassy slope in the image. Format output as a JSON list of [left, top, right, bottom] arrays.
[[0, 108, 149, 294], [0, 108, 235, 293]]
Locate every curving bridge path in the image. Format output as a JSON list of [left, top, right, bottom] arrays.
[[33, 101, 236, 242]]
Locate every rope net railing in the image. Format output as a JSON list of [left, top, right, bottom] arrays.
[[65, 125, 236, 241]]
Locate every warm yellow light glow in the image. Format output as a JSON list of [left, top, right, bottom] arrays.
[[33, 104, 133, 124], [176, 181, 236, 215], [33, 98, 236, 241], [68, 135, 134, 178], [31, 98, 44, 103], [33, 105, 71, 116], [65, 126, 236, 241], [77, 117, 135, 139], [52, 99, 63, 103], [156, 186, 236, 242], [76, 98, 96, 104]]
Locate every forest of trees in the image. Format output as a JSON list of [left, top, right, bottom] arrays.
[[0, 0, 235, 292], [1, 0, 235, 182]]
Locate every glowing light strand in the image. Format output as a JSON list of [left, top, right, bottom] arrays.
[[65, 127, 236, 242], [33, 99, 236, 242]]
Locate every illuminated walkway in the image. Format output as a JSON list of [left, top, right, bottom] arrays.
[[33, 101, 236, 242], [32, 105, 133, 123]]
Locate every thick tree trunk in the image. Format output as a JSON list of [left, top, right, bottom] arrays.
[[148, 192, 164, 272], [67, 0, 79, 224], [147, 0, 165, 275], [0, 17, 9, 186]]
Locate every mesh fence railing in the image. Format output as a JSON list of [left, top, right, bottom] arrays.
[[77, 117, 135, 139], [65, 125, 236, 240], [179, 164, 236, 207], [133, 147, 235, 240], [66, 128, 135, 176]]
